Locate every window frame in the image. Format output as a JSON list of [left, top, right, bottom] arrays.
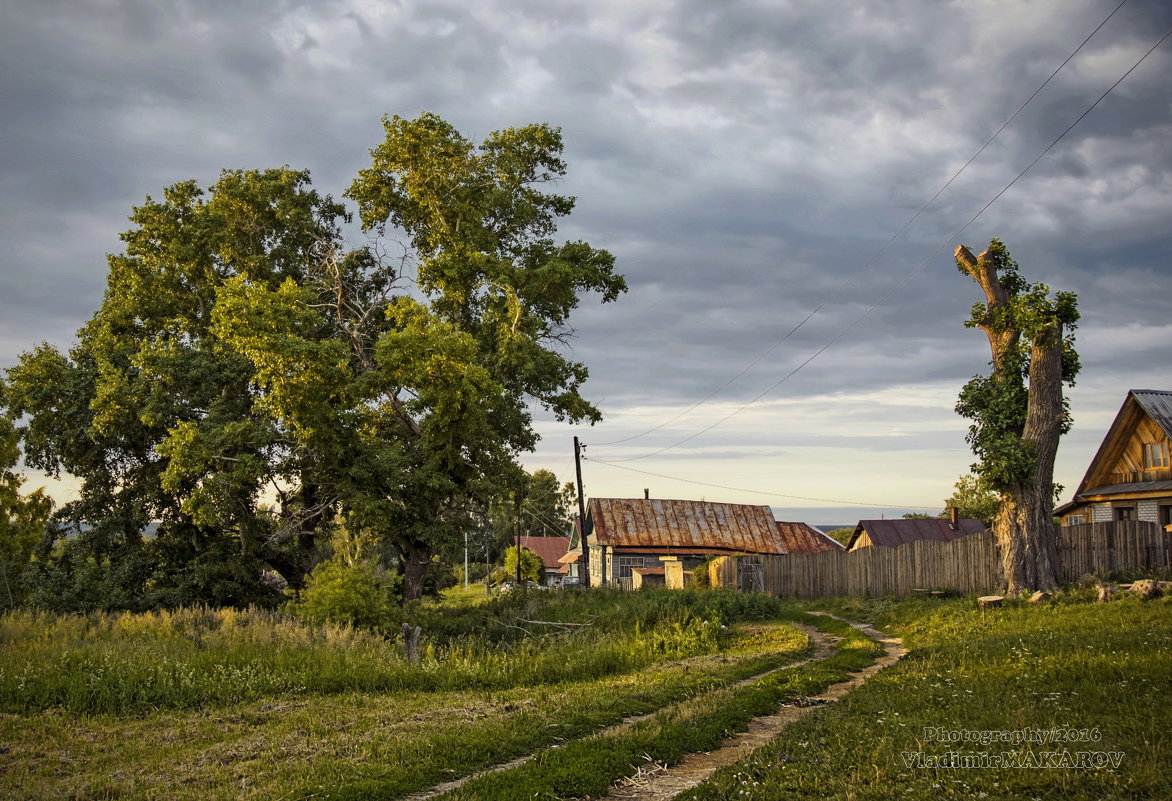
[[1143, 441, 1170, 469], [616, 555, 646, 578]]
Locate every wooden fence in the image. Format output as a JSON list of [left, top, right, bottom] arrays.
[[709, 521, 1170, 599]]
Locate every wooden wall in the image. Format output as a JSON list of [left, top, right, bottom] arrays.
[[708, 521, 1169, 598]]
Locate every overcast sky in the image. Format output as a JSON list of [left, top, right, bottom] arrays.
[[2, 0, 1170, 526]]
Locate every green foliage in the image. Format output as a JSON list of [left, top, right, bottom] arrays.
[[691, 555, 717, 587], [941, 471, 999, 523], [499, 545, 544, 585], [0, 386, 52, 609], [289, 558, 401, 632], [955, 239, 1080, 493], [5, 113, 624, 608], [823, 527, 855, 546]]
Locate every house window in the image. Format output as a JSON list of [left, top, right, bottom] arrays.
[[1067, 514, 1084, 525], [1114, 506, 1135, 522], [1144, 441, 1170, 469], [617, 556, 645, 578], [1161, 506, 1172, 527]]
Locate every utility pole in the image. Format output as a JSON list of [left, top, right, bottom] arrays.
[[574, 436, 590, 588], [514, 493, 522, 586], [463, 529, 469, 589]]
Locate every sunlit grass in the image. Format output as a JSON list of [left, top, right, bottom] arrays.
[[682, 592, 1172, 801], [0, 590, 800, 716], [0, 605, 813, 801]]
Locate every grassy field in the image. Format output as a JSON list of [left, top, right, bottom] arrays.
[[2, 588, 1168, 800], [683, 591, 1172, 800], [0, 589, 815, 799]]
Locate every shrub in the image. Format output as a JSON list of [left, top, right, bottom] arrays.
[[288, 558, 401, 633]]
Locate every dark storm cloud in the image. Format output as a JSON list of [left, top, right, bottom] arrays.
[[1, 0, 1169, 505]]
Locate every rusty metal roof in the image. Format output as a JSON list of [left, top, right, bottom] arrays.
[[631, 566, 666, 576], [586, 498, 790, 554], [849, 518, 986, 549], [519, 536, 570, 570], [775, 521, 846, 554]]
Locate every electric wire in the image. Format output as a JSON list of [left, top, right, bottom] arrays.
[[591, 0, 1131, 449], [591, 21, 1172, 465]]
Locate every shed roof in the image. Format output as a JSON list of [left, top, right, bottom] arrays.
[[519, 536, 571, 570], [631, 567, 666, 576], [848, 518, 986, 549], [775, 521, 847, 554], [586, 498, 789, 554]]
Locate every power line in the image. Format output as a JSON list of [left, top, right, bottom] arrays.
[[583, 456, 937, 509], [593, 19, 1171, 464], [593, 0, 1130, 449]]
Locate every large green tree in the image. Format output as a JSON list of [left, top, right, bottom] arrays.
[[954, 240, 1079, 595], [6, 113, 624, 606], [0, 382, 53, 608], [341, 113, 625, 596]]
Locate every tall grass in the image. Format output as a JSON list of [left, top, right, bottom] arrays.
[[0, 590, 793, 715]]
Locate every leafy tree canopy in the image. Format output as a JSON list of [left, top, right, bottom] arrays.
[[0, 380, 53, 609], [5, 113, 624, 608]]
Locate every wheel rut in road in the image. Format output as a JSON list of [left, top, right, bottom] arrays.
[[400, 623, 835, 801], [600, 614, 906, 801]]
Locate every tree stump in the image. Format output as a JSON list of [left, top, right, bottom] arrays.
[[1130, 579, 1162, 599], [978, 595, 1004, 609], [402, 623, 422, 663], [1096, 583, 1115, 603]]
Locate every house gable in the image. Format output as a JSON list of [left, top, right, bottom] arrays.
[[1075, 390, 1172, 496]]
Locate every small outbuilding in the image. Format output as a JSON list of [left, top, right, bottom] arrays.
[[847, 514, 986, 550]]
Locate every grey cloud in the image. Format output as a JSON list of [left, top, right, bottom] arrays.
[[1, 0, 1168, 506]]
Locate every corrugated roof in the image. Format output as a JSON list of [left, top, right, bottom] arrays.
[[1132, 390, 1172, 438], [519, 536, 571, 570], [587, 498, 790, 554], [850, 518, 986, 549], [776, 521, 847, 554], [1078, 480, 1172, 498]]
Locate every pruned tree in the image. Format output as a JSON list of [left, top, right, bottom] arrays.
[[954, 240, 1080, 595]]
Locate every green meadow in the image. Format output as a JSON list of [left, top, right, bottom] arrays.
[[1, 588, 1168, 800]]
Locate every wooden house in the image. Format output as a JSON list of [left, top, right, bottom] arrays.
[[1055, 389, 1172, 528], [579, 497, 837, 588]]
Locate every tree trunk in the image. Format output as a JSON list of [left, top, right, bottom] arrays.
[[400, 543, 433, 600], [995, 483, 1061, 595], [956, 245, 1067, 595]]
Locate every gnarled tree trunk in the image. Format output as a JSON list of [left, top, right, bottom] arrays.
[[956, 245, 1068, 595]]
